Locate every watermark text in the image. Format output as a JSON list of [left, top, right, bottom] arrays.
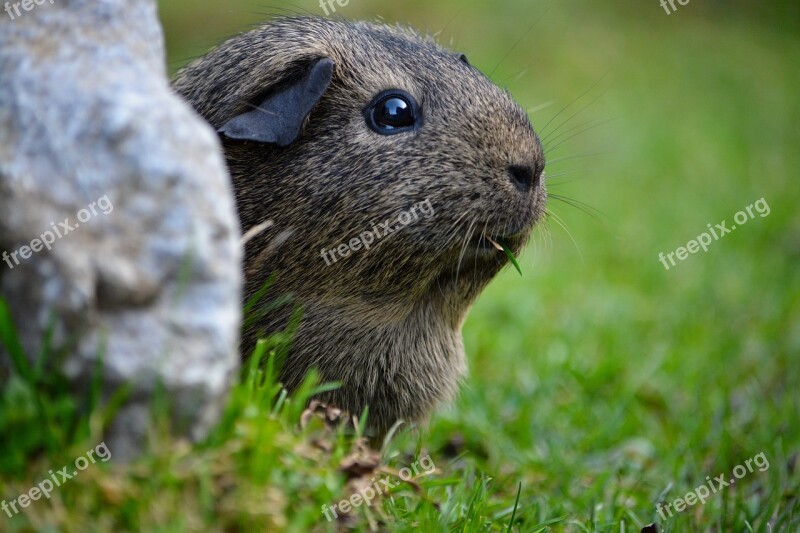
[[2, 194, 114, 271], [656, 451, 769, 520], [4, 0, 55, 21], [320, 198, 434, 266], [658, 197, 770, 270], [322, 454, 436, 521], [2, 441, 111, 519]]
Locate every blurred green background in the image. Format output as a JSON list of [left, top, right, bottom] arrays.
[[157, 0, 799, 530]]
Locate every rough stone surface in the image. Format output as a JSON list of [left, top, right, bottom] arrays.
[[0, 0, 242, 459]]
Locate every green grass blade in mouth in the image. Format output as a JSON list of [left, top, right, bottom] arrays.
[[486, 236, 523, 276]]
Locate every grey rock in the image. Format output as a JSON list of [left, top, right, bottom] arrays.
[[0, 0, 242, 459]]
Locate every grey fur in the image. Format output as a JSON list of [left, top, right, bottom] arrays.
[[173, 17, 546, 435]]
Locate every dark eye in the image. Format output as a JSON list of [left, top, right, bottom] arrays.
[[365, 90, 420, 135]]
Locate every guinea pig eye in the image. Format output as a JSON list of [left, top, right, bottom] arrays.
[[365, 90, 420, 135]]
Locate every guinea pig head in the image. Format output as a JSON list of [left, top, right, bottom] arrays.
[[173, 17, 546, 434]]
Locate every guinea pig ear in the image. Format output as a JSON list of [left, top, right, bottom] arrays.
[[218, 58, 335, 147]]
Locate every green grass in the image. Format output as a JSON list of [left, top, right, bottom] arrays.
[[2, 1, 799, 531]]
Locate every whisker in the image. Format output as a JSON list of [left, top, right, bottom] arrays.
[[549, 194, 607, 221], [472, 219, 491, 284], [528, 101, 556, 114], [543, 116, 621, 151], [455, 217, 478, 287], [540, 83, 610, 143], [546, 210, 584, 261], [543, 169, 585, 180], [252, 4, 320, 18], [545, 117, 622, 155], [539, 71, 611, 136], [545, 150, 610, 165], [488, 8, 551, 78], [528, 222, 551, 268], [443, 211, 472, 248], [438, 7, 464, 36], [502, 66, 532, 85]]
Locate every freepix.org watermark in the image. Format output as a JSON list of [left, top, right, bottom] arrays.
[[2, 442, 111, 519], [658, 197, 770, 270], [2, 194, 114, 271], [659, 0, 690, 15], [319, 0, 349, 16], [656, 451, 770, 520], [321, 454, 436, 521], [320, 198, 434, 266], [4, 0, 55, 21]]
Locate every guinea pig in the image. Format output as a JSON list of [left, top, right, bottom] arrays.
[[172, 17, 546, 436]]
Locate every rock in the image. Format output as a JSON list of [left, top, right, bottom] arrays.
[[0, 0, 242, 459]]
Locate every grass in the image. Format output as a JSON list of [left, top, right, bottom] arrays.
[[1, 1, 799, 531]]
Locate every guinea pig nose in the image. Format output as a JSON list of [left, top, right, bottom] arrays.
[[508, 164, 537, 192]]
